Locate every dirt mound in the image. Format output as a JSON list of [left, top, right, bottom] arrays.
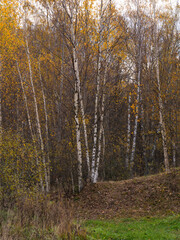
[[73, 169, 180, 219]]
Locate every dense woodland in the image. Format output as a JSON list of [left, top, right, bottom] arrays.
[[0, 0, 179, 200]]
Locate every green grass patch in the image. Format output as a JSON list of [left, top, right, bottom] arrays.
[[84, 215, 180, 240]]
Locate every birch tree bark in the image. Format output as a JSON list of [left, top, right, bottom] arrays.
[[130, 0, 142, 174], [38, 59, 50, 190], [102, 127, 106, 179], [153, 1, 170, 172], [125, 93, 131, 168], [61, 0, 91, 187], [74, 80, 83, 192], [17, 61, 44, 191], [140, 100, 148, 174], [93, 0, 112, 183], [25, 37, 49, 192], [17, 62, 34, 139], [93, 46, 111, 183], [68, 3, 91, 177], [91, 0, 103, 181]]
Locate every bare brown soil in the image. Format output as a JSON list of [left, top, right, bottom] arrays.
[[73, 169, 180, 219]]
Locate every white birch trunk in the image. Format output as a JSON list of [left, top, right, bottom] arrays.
[[151, 138, 156, 160], [153, 1, 170, 173], [140, 101, 148, 174], [94, 56, 109, 183], [130, 91, 140, 172], [70, 12, 90, 177], [150, 106, 156, 161], [130, 76, 141, 169], [126, 94, 131, 168], [130, 0, 142, 173], [94, 104, 105, 183], [25, 38, 49, 192], [157, 80, 169, 172], [17, 62, 34, 139], [102, 127, 106, 179], [74, 81, 83, 192], [93, 0, 112, 183], [38, 59, 50, 190], [17, 61, 44, 191], [91, 0, 103, 181]]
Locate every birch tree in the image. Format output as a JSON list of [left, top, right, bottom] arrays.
[[125, 93, 131, 168], [23, 2, 50, 191], [92, 0, 112, 183], [25, 39, 49, 191], [38, 58, 51, 189], [91, 0, 104, 182], [71, 0, 90, 176], [61, 0, 91, 188], [74, 80, 83, 191], [129, 0, 142, 174], [16, 61, 44, 191], [153, 0, 170, 172]]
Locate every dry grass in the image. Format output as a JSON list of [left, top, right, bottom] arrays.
[[0, 194, 87, 240]]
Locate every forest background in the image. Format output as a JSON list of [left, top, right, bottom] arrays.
[[0, 0, 179, 199]]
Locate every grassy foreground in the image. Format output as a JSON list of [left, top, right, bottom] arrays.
[[84, 215, 180, 240]]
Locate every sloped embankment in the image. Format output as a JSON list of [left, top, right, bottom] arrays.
[[74, 169, 180, 219]]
